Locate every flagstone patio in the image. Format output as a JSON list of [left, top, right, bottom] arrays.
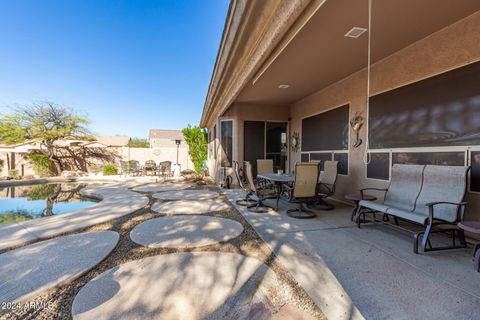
[[0, 182, 323, 320]]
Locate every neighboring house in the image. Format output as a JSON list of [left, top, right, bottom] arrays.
[[148, 129, 185, 148]]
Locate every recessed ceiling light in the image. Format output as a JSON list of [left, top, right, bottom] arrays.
[[345, 27, 367, 38], [278, 84, 290, 89]]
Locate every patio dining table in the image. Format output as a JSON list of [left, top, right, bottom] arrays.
[[257, 173, 294, 211]]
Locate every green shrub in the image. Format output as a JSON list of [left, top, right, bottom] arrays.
[[28, 153, 56, 177], [103, 163, 118, 176], [182, 125, 207, 173], [8, 169, 19, 179]]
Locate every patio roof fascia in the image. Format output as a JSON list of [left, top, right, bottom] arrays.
[[200, 0, 321, 128]]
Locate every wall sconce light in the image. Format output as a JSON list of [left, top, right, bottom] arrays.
[[350, 111, 364, 148]]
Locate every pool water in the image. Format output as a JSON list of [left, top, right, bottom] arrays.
[[0, 183, 98, 224]]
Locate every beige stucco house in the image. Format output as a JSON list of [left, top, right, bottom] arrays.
[[201, 0, 480, 219]]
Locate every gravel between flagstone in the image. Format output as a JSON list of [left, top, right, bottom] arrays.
[[0, 182, 325, 320]]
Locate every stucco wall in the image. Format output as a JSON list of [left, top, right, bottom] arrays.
[[289, 11, 480, 219], [124, 147, 194, 172], [0, 153, 36, 178], [0, 145, 194, 178]]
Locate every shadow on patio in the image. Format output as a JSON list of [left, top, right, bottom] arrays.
[[224, 189, 480, 320]]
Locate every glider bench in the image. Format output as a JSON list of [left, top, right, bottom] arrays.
[[356, 164, 470, 254]]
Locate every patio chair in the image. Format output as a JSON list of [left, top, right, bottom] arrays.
[[143, 160, 157, 176], [310, 160, 338, 210], [128, 160, 142, 176], [257, 159, 275, 189], [257, 159, 274, 174], [159, 161, 172, 177], [233, 160, 255, 206], [283, 162, 320, 219], [245, 161, 276, 213], [120, 160, 129, 176]]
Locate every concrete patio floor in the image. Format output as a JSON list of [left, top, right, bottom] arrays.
[[225, 189, 480, 320]]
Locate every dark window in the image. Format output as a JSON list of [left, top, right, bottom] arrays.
[[334, 153, 349, 175], [301, 153, 310, 162], [367, 153, 390, 180], [213, 125, 217, 160], [471, 151, 480, 192], [310, 153, 332, 171], [392, 152, 465, 166], [221, 121, 233, 167], [369, 61, 480, 149], [244, 121, 265, 176], [302, 105, 349, 151]]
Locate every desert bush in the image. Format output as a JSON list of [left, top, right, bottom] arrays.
[[28, 153, 56, 177], [8, 169, 19, 179], [103, 163, 118, 176], [181, 125, 207, 173]]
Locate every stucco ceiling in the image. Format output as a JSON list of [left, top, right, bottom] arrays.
[[235, 0, 480, 105]]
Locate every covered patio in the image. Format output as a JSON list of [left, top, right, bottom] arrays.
[[202, 0, 480, 319], [224, 189, 480, 320]]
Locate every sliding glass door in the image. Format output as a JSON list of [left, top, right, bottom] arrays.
[[244, 121, 287, 176]]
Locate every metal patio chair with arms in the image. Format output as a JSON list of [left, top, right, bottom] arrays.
[[283, 162, 320, 219]]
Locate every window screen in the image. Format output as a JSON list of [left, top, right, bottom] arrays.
[[310, 153, 332, 171], [392, 152, 465, 166], [367, 153, 390, 180], [213, 124, 217, 160], [302, 105, 349, 151], [221, 121, 233, 167], [334, 153, 349, 175], [369, 61, 480, 149], [471, 151, 480, 192]]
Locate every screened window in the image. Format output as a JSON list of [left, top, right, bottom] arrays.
[[220, 121, 233, 167], [301, 105, 349, 151], [392, 152, 465, 166], [367, 153, 390, 180], [369, 61, 480, 149]]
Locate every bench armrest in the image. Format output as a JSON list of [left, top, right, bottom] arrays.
[[360, 188, 388, 199], [426, 201, 468, 222], [425, 201, 467, 207]]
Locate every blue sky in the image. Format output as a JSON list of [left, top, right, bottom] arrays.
[[0, 0, 229, 138]]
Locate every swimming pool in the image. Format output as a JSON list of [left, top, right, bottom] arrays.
[[0, 183, 98, 224]]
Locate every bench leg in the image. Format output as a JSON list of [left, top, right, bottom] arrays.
[[473, 243, 480, 258], [475, 249, 480, 273], [414, 221, 432, 254], [421, 223, 432, 253], [355, 206, 363, 228]]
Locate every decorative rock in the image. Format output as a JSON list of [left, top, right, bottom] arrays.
[[152, 190, 218, 201], [132, 183, 192, 193], [0, 231, 119, 304], [151, 199, 230, 214], [72, 252, 278, 320], [130, 216, 243, 248]]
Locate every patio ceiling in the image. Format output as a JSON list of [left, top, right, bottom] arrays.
[[235, 0, 480, 105]]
